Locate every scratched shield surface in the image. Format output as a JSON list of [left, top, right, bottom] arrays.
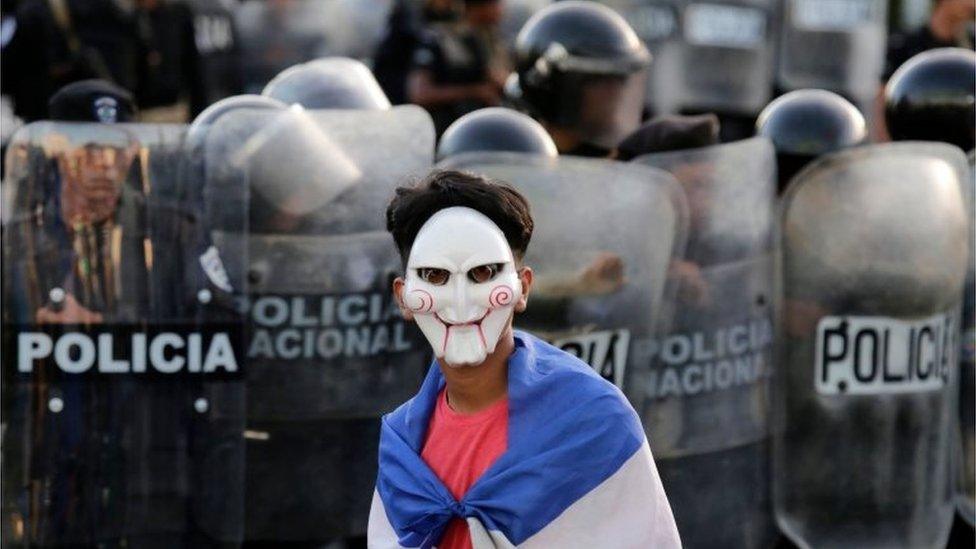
[[202, 105, 434, 540], [2, 121, 249, 546], [775, 142, 968, 549]]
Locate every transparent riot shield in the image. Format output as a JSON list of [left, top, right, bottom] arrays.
[[777, 0, 888, 109], [235, 0, 331, 93], [632, 137, 777, 548], [670, 0, 776, 116], [959, 150, 975, 528], [1, 121, 248, 547], [603, 0, 684, 115], [776, 142, 969, 549], [203, 104, 434, 541], [500, 0, 552, 47], [323, 0, 396, 60], [234, 0, 392, 94], [440, 152, 687, 401]]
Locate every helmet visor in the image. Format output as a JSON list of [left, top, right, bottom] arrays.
[[570, 69, 648, 149]]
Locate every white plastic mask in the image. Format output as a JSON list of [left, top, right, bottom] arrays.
[[403, 207, 522, 366]]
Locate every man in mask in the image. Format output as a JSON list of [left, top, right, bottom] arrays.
[[368, 170, 680, 548]]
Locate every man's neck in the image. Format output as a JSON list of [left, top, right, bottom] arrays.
[[438, 327, 514, 414]]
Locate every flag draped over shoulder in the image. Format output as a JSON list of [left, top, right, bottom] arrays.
[[368, 331, 681, 549]]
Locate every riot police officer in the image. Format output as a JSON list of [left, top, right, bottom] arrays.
[[197, 80, 433, 545], [3, 0, 142, 121], [3, 73, 248, 547], [509, 0, 651, 157], [436, 106, 557, 160], [756, 89, 867, 192], [886, 0, 975, 80], [406, 0, 507, 136], [885, 46, 976, 549], [885, 47, 976, 151], [372, 0, 460, 105], [184, 0, 243, 111]]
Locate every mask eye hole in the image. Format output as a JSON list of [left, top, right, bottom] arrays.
[[417, 268, 450, 286], [467, 263, 503, 284]]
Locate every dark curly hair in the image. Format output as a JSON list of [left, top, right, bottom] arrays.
[[386, 169, 534, 266]]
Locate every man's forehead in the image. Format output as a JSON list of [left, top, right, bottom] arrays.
[[407, 206, 514, 268]]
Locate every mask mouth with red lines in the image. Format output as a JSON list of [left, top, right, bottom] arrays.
[[403, 206, 522, 367]]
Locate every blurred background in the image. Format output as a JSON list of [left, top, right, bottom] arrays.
[[1, 0, 972, 137], [0, 1, 974, 549]]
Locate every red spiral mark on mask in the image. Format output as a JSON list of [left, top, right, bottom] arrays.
[[488, 285, 514, 308], [408, 289, 434, 313]]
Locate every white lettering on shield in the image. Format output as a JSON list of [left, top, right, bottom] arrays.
[[17, 332, 238, 374], [639, 316, 774, 399], [553, 329, 631, 389], [245, 291, 415, 360]]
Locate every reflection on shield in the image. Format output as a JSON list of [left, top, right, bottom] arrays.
[[776, 142, 968, 548], [634, 137, 777, 549], [440, 151, 687, 411], [202, 105, 433, 541], [777, 0, 887, 111], [1, 121, 248, 546]]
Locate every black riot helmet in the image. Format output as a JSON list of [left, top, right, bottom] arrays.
[[262, 57, 392, 110], [512, 1, 651, 152], [186, 94, 287, 152], [437, 107, 558, 161], [756, 89, 866, 192], [885, 48, 976, 152]]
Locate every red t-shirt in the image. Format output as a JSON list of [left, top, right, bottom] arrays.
[[420, 388, 508, 549]]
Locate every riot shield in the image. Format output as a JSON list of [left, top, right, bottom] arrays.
[[323, 0, 396, 60], [234, 0, 392, 94], [602, 0, 685, 115], [776, 142, 968, 548], [667, 0, 776, 116], [632, 137, 777, 548], [235, 0, 332, 93], [439, 152, 687, 403], [959, 150, 975, 527], [501, 0, 552, 47], [203, 104, 433, 541], [776, 0, 887, 109], [1, 121, 248, 547]]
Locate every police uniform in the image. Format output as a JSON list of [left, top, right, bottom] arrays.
[[4, 0, 141, 121], [411, 23, 494, 135], [372, 0, 458, 105], [135, 1, 203, 121]]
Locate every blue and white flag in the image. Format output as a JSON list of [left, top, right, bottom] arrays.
[[368, 331, 681, 548]]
